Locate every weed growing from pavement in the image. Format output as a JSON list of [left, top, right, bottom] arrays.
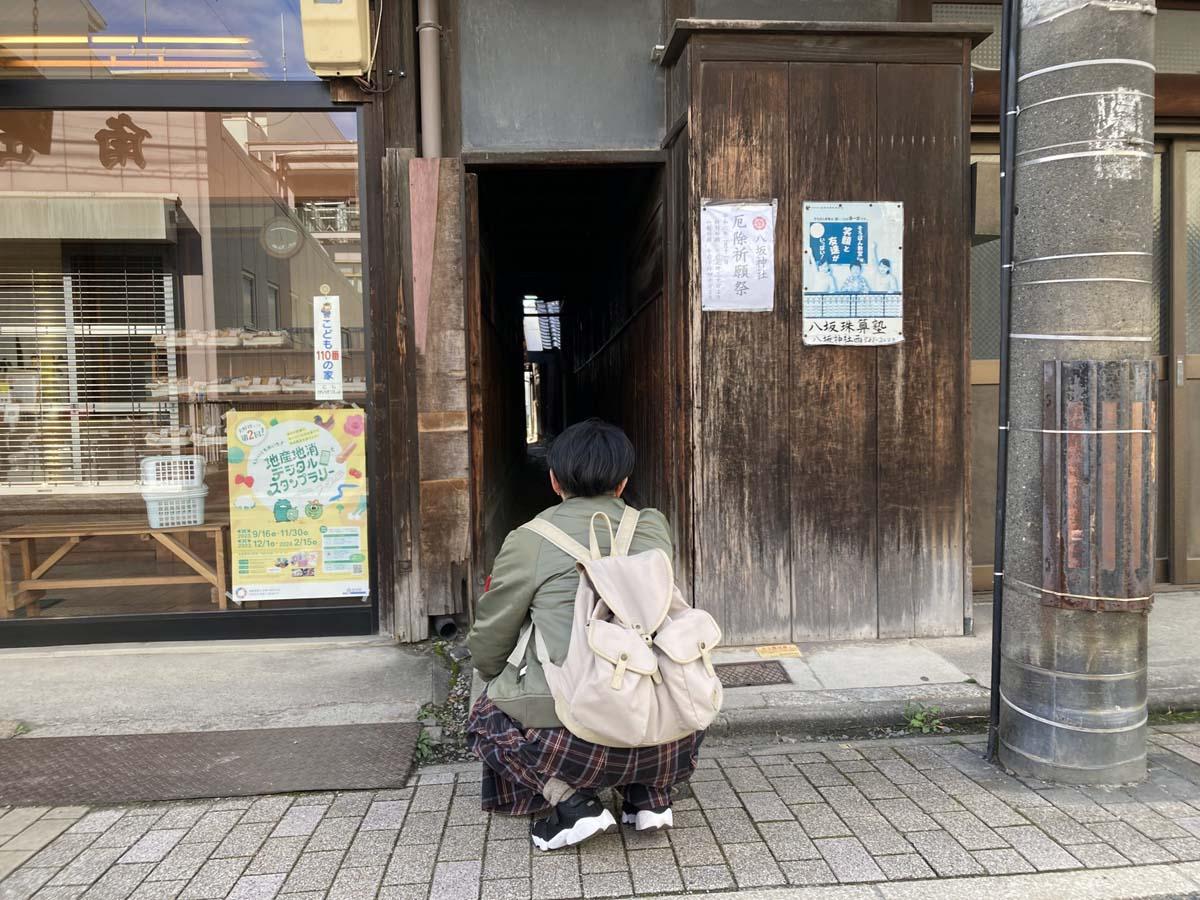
[[416, 638, 474, 764], [904, 702, 951, 734], [1151, 708, 1200, 724]]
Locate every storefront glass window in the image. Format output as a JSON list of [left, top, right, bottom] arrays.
[[0, 108, 368, 619], [0, 1, 314, 80]]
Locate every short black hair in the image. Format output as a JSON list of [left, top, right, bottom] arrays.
[[547, 419, 635, 498]]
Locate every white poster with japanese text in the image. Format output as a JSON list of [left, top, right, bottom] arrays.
[[802, 202, 904, 345], [700, 200, 777, 312], [313, 295, 343, 400]]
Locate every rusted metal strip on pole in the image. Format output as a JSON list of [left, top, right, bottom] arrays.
[[997, 0, 1156, 784]]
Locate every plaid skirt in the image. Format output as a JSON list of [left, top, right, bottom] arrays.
[[466, 691, 704, 816]]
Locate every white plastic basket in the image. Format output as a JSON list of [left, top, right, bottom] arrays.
[[141, 454, 206, 489], [143, 485, 209, 529]]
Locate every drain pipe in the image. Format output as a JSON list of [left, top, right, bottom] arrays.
[[417, 0, 443, 158], [986, 0, 1020, 762]]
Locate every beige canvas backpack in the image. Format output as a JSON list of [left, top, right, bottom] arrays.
[[506, 506, 723, 748]]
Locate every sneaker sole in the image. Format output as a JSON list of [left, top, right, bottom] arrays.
[[532, 809, 617, 851], [620, 808, 674, 832]]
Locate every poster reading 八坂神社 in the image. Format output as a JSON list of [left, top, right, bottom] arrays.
[[802, 201, 904, 346], [226, 409, 369, 603]]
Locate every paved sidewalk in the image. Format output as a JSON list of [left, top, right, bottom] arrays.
[[5, 726, 1200, 899]]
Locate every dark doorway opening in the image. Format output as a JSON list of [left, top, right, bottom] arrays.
[[465, 164, 686, 588]]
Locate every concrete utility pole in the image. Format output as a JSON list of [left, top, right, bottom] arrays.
[[998, 0, 1157, 783]]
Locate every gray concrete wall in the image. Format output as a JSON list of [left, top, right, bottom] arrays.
[[458, 0, 664, 151]]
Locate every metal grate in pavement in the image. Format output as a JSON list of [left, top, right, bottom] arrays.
[[0, 722, 421, 805], [715, 660, 791, 688]]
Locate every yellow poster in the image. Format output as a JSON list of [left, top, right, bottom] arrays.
[[226, 409, 369, 603]]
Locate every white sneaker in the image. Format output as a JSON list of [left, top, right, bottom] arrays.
[[620, 804, 674, 832]]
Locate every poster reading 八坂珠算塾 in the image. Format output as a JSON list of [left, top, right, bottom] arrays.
[[226, 410, 369, 603], [802, 201, 904, 346]]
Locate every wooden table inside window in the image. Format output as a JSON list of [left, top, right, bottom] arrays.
[[0, 520, 228, 618]]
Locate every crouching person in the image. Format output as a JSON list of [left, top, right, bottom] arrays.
[[466, 419, 719, 851]]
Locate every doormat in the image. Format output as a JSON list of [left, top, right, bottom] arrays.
[[715, 660, 792, 689], [0, 723, 422, 806]]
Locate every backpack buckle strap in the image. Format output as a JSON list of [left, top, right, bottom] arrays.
[[699, 641, 715, 678], [611, 653, 628, 690]]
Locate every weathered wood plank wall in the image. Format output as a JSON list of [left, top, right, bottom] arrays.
[[673, 27, 971, 644], [412, 158, 471, 618]]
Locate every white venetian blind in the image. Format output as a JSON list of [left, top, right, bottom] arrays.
[[0, 258, 178, 491]]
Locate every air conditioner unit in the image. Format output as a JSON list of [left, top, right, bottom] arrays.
[[299, 0, 371, 78]]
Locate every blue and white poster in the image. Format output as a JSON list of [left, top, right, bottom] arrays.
[[802, 202, 904, 346]]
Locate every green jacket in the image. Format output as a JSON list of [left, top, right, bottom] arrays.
[[467, 496, 673, 729]]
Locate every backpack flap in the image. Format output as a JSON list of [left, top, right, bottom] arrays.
[[579, 549, 674, 635], [653, 608, 722, 675], [587, 618, 658, 677]]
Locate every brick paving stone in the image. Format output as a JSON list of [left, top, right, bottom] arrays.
[[241, 799, 293, 826], [738, 792, 794, 823], [343, 829, 400, 868], [225, 873, 285, 900], [802, 764, 851, 788], [759, 763, 799, 779], [1160, 837, 1200, 860], [1038, 789, 1116, 824], [481, 878, 531, 900], [818, 787, 877, 820], [0, 866, 54, 899], [41, 809, 88, 823], [182, 812, 244, 845], [386, 843, 439, 884], [700, 806, 757, 844], [209, 801, 254, 814], [876, 853, 935, 880], [118, 829, 187, 865], [955, 792, 1027, 828], [483, 839, 531, 881], [577, 833, 625, 875], [1103, 802, 1191, 839], [618, 826, 669, 851], [874, 799, 939, 833], [67, 814, 125, 837], [153, 807, 210, 832], [328, 865, 386, 900], [832, 759, 876, 774], [241, 837, 307, 877], [898, 780, 962, 814], [780, 858, 838, 886], [399, 812, 449, 846], [438, 825, 487, 863], [180, 857, 249, 899], [723, 841, 785, 888], [580, 871, 631, 898], [280, 851, 344, 893], [1, 809, 50, 837], [412, 785, 455, 815], [821, 748, 865, 762], [5, 820, 73, 853], [304, 817, 360, 853], [326, 794, 374, 820], [687, 767, 727, 783], [792, 803, 851, 839], [212, 823, 273, 860], [1019, 806, 1099, 845], [906, 830, 986, 877], [769, 777, 822, 805], [91, 817, 159, 851], [1086, 821, 1177, 865], [429, 859, 480, 900], [1068, 843, 1132, 868], [671, 810, 706, 829], [48, 848, 126, 887], [845, 816, 914, 856], [663, 827, 719, 869], [530, 855, 580, 900], [485, 817, 527, 842], [718, 756, 757, 769], [25, 834, 98, 869], [845, 771, 906, 801], [626, 848, 682, 894], [269, 807, 324, 840], [147, 842, 220, 883], [994, 825, 1082, 871], [972, 848, 1036, 875], [681, 864, 734, 891], [374, 790, 414, 803], [724, 768, 771, 793], [874, 760, 923, 784], [80, 862, 154, 900], [930, 810, 1009, 851], [813, 837, 886, 883], [293, 794, 337, 807], [691, 781, 740, 811], [449, 798, 485, 828], [127, 880, 185, 900], [756, 821, 820, 862]]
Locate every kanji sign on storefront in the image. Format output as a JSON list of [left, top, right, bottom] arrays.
[[700, 199, 777, 312]]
